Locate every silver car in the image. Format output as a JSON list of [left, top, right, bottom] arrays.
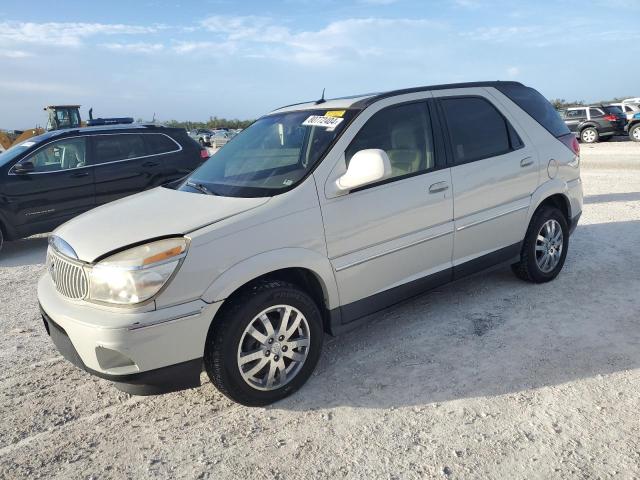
[[38, 81, 583, 406]]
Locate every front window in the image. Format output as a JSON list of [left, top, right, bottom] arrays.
[[179, 109, 357, 197], [13, 137, 86, 173]]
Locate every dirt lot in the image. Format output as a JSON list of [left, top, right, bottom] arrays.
[[1, 140, 639, 479]]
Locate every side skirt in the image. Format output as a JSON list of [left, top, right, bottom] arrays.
[[328, 241, 522, 336]]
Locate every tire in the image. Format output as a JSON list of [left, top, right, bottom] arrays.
[[204, 280, 324, 406], [629, 124, 640, 142], [511, 206, 569, 283], [198, 138, 206, 147], [580, 127, 599, 144]]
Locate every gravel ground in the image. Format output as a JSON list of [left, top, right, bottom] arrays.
[[1, 142, 639, 479]]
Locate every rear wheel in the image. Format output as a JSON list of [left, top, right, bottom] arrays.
[[629, 124, 640, 142], [512, 206, 569, 283], [204, 280, 324, 406], [580, 127, 598, 144]]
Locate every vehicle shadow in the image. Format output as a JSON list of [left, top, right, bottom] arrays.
[[0, 236, 48, 268], [275, 219, 640, 411], [584, 192, 640, 204]]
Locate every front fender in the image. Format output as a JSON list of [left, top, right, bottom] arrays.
[[201, 247, 340, 310]]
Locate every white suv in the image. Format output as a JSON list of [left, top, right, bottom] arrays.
[[38, 82, 583, 406]]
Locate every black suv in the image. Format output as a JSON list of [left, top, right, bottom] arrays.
[[558, 106, 626, 143], [0, 124, 207, 251]]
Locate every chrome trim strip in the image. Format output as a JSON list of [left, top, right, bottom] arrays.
[[128, 310, 201, 330], [334, 229, 453, 272], [456, 204, 529, 232], [8, 132, 182, 176]]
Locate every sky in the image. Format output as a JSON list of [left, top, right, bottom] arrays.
[[0, 0, 638, 129]]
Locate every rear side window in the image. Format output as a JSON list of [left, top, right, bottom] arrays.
[[495, 84, 570, 137], [603, 106, 623, 115], [145, 133, 180, 154], [589, 108, 604, 118], [440, 97, 517, 164], [93, 134, 147, 164]]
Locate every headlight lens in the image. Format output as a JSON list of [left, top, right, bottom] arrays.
[[87, 238, 188, 305]]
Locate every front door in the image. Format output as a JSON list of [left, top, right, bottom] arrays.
[[320, 100, 454, 322], [4, 136, 95, 237], [433, 90, 539, 272]]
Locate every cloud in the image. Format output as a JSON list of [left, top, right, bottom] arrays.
[[506, 66, 520, 77], [101, 42, 164, 54], [0, 50, 33, 58], [199, 15, 444, 65], [0, 21, 160, 48], [0, 80, 89, 95]]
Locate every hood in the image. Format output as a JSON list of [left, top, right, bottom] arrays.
[[54, 187, 270, 262]]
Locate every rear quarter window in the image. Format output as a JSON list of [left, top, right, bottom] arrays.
[[145, 133, 180, 154], [495, 84, 570, 137]]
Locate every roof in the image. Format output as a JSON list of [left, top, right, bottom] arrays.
[[270, 81, 524, 114], [16, 123, 176, 144], [43, 105, 81, 110]]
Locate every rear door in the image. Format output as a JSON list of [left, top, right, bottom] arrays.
[[90, 133, 165, 205], [4, 136, 95, 235], [146, 132, 201, 182], [564, 109, 586, 133], [434, 89, 538, 272]]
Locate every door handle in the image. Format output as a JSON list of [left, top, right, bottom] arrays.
[[429, 182, 449, 193], [143, 161, 160, 167], [520, 157, 534, 167], [69, 172, 89, 178]]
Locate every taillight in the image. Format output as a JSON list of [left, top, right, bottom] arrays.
[[200, 148, 209, 160], [558, 133, 580, 156], [604, 114, 617, 122]]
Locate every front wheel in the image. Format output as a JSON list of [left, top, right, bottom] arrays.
[[580, 127, 599, 144], [204, 280, 324, 406], [512, 206, 569, 283], [629, 124, 640, 142]]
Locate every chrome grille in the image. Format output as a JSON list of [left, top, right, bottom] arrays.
[[47, 249, 88, 300]]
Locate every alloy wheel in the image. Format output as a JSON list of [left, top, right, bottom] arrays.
[[237, 305, 311, 391], [582, 129, 596, 143], [535, 219, 563, 273]]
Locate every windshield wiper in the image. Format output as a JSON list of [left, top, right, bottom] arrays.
[[186, 181, 217, 196]]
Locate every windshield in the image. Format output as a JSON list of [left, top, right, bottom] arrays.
[[179, 109, 357, 197], [0, 141, 35, 167]]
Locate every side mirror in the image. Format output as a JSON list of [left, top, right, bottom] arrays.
[[336, 149, 392, 192], [13, 161, 35, 174]]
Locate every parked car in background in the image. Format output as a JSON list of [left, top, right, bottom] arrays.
[[210, 130, 230, 148], [38, 81, 582, 406], [0, 124, 207, 251], [608, 102, 640, 121], [559, 106, 626, 143], [625, 112, 640, 141], [189, 128, 215, 147]]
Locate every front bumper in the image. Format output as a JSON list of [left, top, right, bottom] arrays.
[[38, 274, 222, 395]]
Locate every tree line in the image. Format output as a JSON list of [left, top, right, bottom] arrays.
[[549, 97, 632, 110], [163, 116, 254, 131]]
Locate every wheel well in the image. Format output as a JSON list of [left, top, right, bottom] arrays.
[[537, 194, 570, 222], [220, 268, 332, 333]]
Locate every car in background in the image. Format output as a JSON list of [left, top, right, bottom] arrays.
[[210, 130, 230, 148], [0, 124, 208, 251], [608, 102, 640, 121], [559, 106, 626, 143], [189, 128, 215, 147], [625, 112, 640, 141]]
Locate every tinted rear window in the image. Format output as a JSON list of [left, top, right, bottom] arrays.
[[145, 133, 180, 154], [603, 106, 623, 114], [495, 84, 570, 137], [441, 97, 513, 164]]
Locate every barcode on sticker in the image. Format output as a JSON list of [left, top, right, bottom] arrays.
[[302, 115, 344, 131]]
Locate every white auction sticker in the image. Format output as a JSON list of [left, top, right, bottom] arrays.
[[19, 142, 36, 148], [302, 115, 344, 131]]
